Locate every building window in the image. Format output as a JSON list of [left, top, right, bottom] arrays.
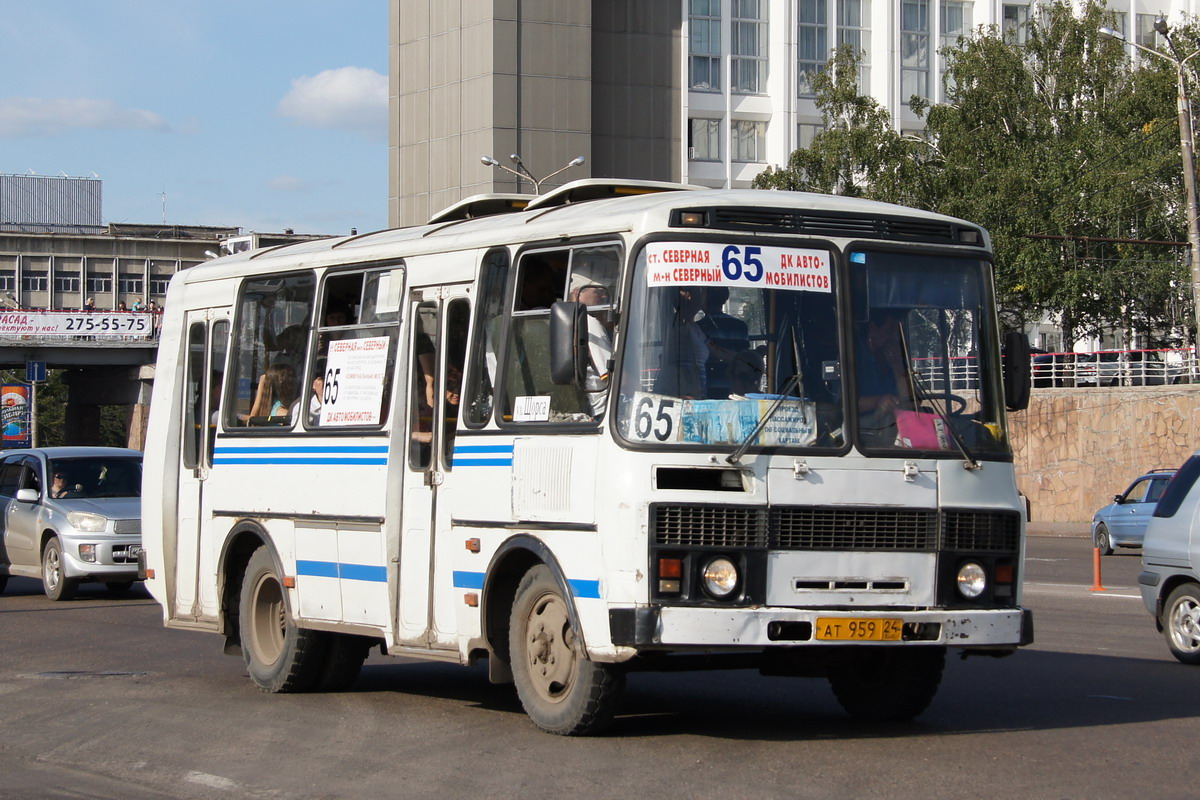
[[118, 275, 144, 295], [732, 120, 766, 162], [1135, 14, 1158, 48], [901, 0, 929, 104], [837, 0, 870, 91], [940, 1, 972, 92], [0, 271, 14, 291], [54, 273, 81, 293], [798, 0, 827, 97], [149, 277, 171, 296], [1002, 4, 1029, 44], [689, 118, 721, 161], [87, 274, 112, 293], [689, 0, 722, 91], [1110, 11, 1127, 39], [731, 0, 768, 94], [798, 122, 825, 150], [21, 271, 48, 292]]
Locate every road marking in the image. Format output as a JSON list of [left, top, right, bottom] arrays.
[[186, 771, 240, 791], [1024, 582, 1141, 599]]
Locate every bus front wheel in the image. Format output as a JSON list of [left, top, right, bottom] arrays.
[[239, 546, 325, 693], [509, 565, 623, 735], [828, 646, 946, 722]]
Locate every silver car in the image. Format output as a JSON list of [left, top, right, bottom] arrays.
[[0, 446, 142, 601]]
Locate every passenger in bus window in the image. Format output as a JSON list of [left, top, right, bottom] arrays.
[[569, 275, 615, 416], [857, 309, 911, 443], [698, 286, 751, 399], [247, 362, 298, 424], [655, 286, 708, 399]]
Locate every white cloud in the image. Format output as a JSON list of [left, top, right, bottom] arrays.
[[0, 97, 168, 138], [268, 175, 312, 192], [277, 66, 387, 139]]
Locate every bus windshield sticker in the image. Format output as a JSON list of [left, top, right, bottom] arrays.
[[320, 336, 391, 426], [512, 395, 551, 422], [628, 392, 817, 446], [643, 242, 831, 293]]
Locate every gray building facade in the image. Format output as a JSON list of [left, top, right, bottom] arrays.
[[390, 0, 681, 227]]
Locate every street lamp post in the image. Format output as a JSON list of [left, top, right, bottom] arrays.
[[480, 154, 585, 194], [1101, 20, 1200, 349]]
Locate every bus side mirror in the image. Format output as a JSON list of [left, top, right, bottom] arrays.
[[549, 301, 588, 385], [1003, 331, 1031, 411]]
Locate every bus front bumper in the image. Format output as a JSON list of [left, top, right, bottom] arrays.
[[609, 606, 1032, 649]]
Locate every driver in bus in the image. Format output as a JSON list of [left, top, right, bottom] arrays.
[[857, 309, 912, 443]]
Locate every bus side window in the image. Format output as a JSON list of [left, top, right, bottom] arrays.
[[465, 250, 509, 427], [226, 272, 315, 429], [409, 302, 439, 469], [442, 298, 470, 467]]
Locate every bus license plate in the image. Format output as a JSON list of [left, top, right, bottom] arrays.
[[814, 618, 902, 641]]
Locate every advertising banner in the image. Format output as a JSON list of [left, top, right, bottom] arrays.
[[1, 384, 31, 447], [0, 311, 152, 337]]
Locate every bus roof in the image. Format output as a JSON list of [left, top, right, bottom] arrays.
[[177, 183, 989, 283]]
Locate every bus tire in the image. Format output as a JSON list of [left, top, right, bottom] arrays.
[[829, 646, 946, 722], [239, 546, 325, 693], [315, 634, 372, 691], [509, 564, 623, 736], [42, 537, 77, 601]]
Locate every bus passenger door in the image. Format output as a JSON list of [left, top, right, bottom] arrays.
[[397, 286, 471, 649], [174, 310, 229, 622]]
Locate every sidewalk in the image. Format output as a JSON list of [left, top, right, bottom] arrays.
[[1027, 521, 1090, 538]]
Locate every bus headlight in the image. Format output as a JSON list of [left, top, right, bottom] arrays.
[[956, 561, 987, 599], [702, 557, 739, 598]]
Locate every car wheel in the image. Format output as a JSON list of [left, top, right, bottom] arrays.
[[239, 546, 326, 693], [42, 538, 77, 601], [828, 646, 946, 722], [509, 564, 624, 735], [1163, 584, 1200, 665], [1094, 524, 1114, 556]]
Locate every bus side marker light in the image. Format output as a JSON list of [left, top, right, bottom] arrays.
[[145, 568, 155, 579], [994, 563, 1014, 584], [282, 576, 296, 589], [658, 558, 682, 578], [464, 593, 479, 607], [465, 538, 481, 553]]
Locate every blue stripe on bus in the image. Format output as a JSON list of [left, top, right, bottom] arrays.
[[296, 560, 387, 583], [452, 571, 601, 599], [453, 445, 515, 454], [452, 570, 486, 590], [451, 458, 513, 467], [214, 445, 389, 454], [213, 457, 388, 465]]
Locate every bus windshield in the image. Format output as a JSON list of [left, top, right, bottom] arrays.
[[616, 241, 1009, 456], [617, 241, 845, 450], [849, 248, 1007, 455]]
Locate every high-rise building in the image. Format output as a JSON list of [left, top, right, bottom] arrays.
[[390, 0, 1199, 226]]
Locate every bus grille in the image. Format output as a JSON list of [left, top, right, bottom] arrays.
[[942, 509, 1021, 551], [772, 507, 938, 550], [688, 207, 979, 246], [651, 504, 1019, 552], [652, 505, 767, 548]]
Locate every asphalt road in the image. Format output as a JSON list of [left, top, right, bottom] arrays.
[[1, 536, 1195, 800]]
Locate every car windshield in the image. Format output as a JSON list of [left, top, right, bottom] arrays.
[[47, 457, 142, 498], [848, 249, 1008, 455], [617, 240, 844, 450]]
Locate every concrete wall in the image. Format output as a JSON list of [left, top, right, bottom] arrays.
[[1011, 387, 1200, 523]]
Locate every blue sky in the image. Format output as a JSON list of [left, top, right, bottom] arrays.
[[0, 1, 388, 236]]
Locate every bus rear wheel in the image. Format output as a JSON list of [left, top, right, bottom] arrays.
[[239, 546, 325, 693], [509, 565, 623, 735], [828, 646, 946, 722]]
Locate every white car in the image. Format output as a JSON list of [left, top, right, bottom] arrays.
[[0, 446, 143, 600]]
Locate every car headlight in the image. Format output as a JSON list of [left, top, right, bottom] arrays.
[[68, 512, 109, 532], [956, 561, 987, 599], [702, 557, 739, 598]]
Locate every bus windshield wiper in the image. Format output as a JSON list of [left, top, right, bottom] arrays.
[[898, 325, 979, 470], [727, 328, 805, 465]]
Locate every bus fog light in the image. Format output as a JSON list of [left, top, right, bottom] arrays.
[[702, 557, 739, 598], [957, 562, 987, 598], [78, 544, 97, 563]]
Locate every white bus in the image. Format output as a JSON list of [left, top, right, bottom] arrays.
[[142, 180, 1033, 735]]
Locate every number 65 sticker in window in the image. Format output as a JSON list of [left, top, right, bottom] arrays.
[[628, 393, 681, 442]]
